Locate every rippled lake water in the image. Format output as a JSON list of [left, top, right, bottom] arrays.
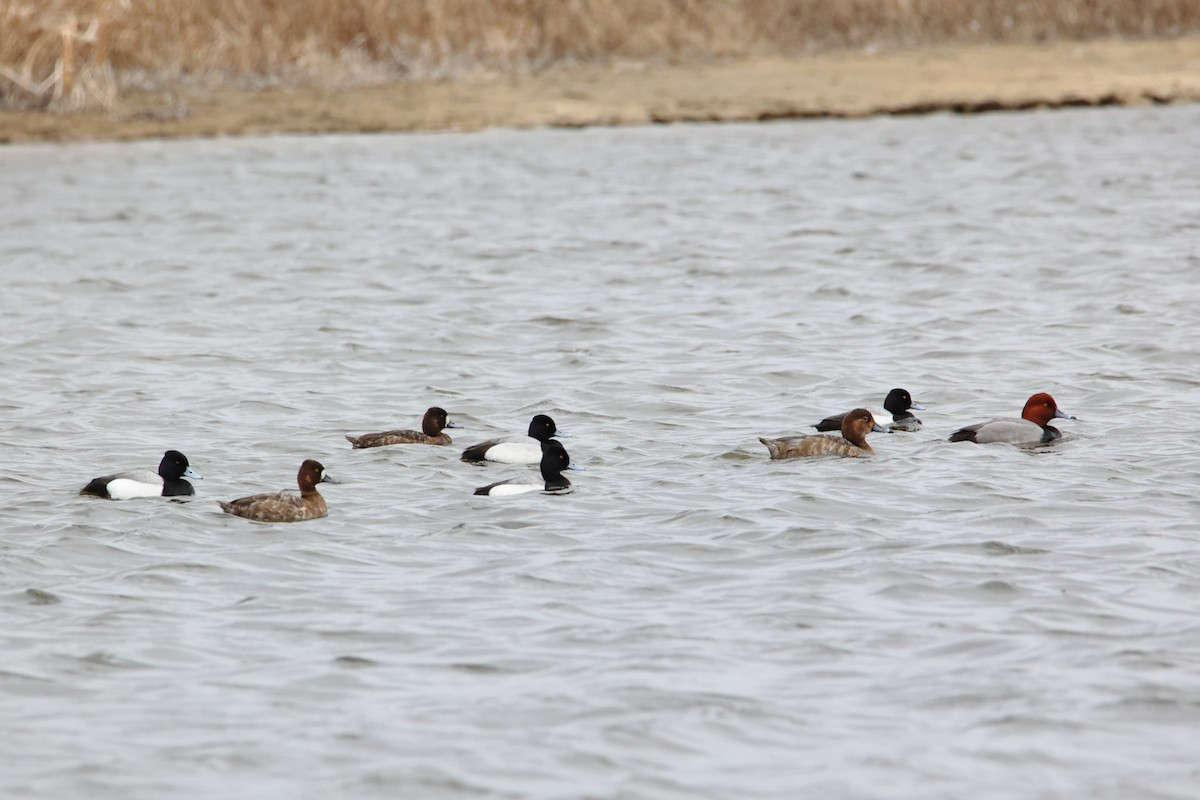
[[2, 105, 1200, 799]]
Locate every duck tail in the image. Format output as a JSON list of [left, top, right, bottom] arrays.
[[80, 479, 109, 498], [460, 444, 488, 462], [758, 437, 783, 459]]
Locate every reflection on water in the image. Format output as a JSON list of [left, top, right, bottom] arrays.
[[2, 105, 1199, 799]]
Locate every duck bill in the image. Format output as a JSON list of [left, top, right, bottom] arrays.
[[553, 431, 570, 438], [320, 474, 342, 484], [184, 467, 203, 480], [566, 463, 586, 471], [910, 403, 926, 411], [872, 422, 891, 434], [445, 421, 463, 428], [1054, 408, 1076, 420]]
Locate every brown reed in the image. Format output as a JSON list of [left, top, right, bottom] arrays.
[[4, 0, 1200, 110]]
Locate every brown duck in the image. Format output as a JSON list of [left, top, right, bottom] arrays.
[[218, 460, 338, 522], [346, 406, 461, 448], [759, 408, 889, 460]]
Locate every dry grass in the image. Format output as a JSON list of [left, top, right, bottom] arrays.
[[5, 0, 1200, 110]]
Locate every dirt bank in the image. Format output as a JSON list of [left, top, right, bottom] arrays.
[[2, 37, 1198, 144]]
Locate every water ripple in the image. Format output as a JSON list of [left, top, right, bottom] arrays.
[[2, 106, 1199, 799]]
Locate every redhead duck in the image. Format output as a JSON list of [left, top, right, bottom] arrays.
[[461, 414, 567, 465], [814, 388, 925, 433], [80, 450, 201, 500], [346, 406, 461, 448], [218, 460, 338, 522], [474, 441, 581, 496], [949, 392, 1075, 445], [760, 409, 889, 460]]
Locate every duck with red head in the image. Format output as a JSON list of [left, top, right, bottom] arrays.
[[218, 459, 339, 522], [948, 392, 1075, 445], [760, 408, 890, 460], [346, 406, 462, 448]]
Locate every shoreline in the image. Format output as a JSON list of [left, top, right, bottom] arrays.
[[3, 36, 1199, 144]]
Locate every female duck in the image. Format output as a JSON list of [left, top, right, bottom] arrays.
[[474, 441, 581, 496], [461, 414, 566, 465], [760, 409, 889, 460], [346, 406, 461, 448], [218, 460, 338, 522], [81, 450, 201, 500], [815, 388, 925, 433], [948, 392, 1075, 445]]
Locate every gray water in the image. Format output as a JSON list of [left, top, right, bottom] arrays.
[[2, 105, 1199, 799]]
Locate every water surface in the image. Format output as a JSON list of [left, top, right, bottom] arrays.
[[2, 106, 1199, 799]]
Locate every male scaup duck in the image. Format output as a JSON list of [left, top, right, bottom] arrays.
[[218, 459, 338, 522], [461, 414, 566, 465], [80, 450, 201, 500], [760, 409, 889, 460], [474, 440, 581, 496], [346, 406, 462, 448], [948, 392, 1075, 445], [814, 388, 926, 433]]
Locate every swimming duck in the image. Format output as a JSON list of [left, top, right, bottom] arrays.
[[760, 409, 889, 460], [346, 406, 461, 448], [461, 414, 566, 465], [80, 450, 201, 500], [474, 440, 581, 496], [948, 392, 1075, 445], [814, 388, 925, 433], [218, 460, 338, 522]]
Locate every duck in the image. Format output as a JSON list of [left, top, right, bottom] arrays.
[[948, 392, 1075, 445], [474, 440, 581, 496], [345, 406, 461, 448], [218, 460, 338, 522], [814, 388, 925, 433], [80, 450, 201, 500], [460, 414, 566, 465], [759, 409, 889, 460]]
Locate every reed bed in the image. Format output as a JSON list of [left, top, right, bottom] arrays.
[[4, 0, 1200, 110]]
